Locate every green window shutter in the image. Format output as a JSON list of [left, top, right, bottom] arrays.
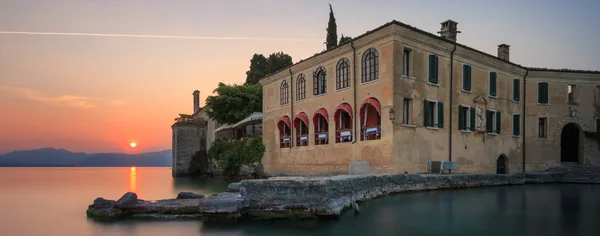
[[423, 100, 430, 127], [486, 111, 493, 133], [470, 107, 476, 131], [462, 65, 471, 91], [434, 55, 439, 83], [543, 83, 549, 103], [537, 83, 543, 103], [513, 114, 520, 136], [437, 101, 444, 128], [496, 112, 501, 134], [428, 54, 436, 83], [490, 72, 497, 97], [513, 79, 520, 101], [458, 105, 464, 130], [538, 82, 548, 104], [467, 65, 472, 91]]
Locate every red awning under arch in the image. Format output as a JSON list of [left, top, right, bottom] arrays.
[[334, 103, 353, 118], [360, 97, 381, 115], [279, 115, 291, 128], [314, 108, 329, 121], [294, 112, 309, 126]]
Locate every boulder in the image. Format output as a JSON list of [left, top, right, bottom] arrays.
[[116, 192, 138, 208], [199, 192, 246, 214], [92, 197, 116, 209], [227, 182, 242, 192], [176, 192, 205, 199], [86, 207, 124, 220]]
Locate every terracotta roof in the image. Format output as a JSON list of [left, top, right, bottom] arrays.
[[258, 20, 599, 81]]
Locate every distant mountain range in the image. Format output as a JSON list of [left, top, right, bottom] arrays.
[[0, 148, 172, 167]]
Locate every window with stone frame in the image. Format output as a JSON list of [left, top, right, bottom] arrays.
[[280, 80, 289, 105], [336, 58, 350, 90], [313, 66, 327, 95], [486, 109, 501, 134], [361, 48, 379, 83], [458, 105, 475, 131], [538, 117, 547, 138], [296, 74, 306, 101], [402, 98, 412, 124], [423, 99, 443, 128]]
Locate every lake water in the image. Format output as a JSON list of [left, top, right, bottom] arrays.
[[0, 167, 599, 236]]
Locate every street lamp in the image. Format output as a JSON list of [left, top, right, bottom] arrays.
[[389, 108, 396, 121]]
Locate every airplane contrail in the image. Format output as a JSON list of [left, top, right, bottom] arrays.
[[0, 31, 321, 42]]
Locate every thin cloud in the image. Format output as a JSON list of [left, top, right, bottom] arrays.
[[0, 86, 125, 108], [0, 31, 320, 42]]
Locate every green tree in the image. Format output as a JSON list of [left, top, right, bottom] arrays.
[[245, 52, 293, 85], [174, 114, 194, 122], [339, 34, 352, 45], [205, 82, 262, 124], [326, 4, 338, 50], [245, 54, 268, 85], [267, 52, 293, 75]]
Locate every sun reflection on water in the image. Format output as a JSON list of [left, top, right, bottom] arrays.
[[129, 167, 137, 193]]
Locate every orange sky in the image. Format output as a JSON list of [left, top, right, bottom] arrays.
[[1, 0, 598, 154]]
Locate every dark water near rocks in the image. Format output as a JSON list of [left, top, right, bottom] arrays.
[[1, 167, 599, 236]]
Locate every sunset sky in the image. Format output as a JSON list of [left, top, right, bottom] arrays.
[[0, 0, 598, 154]]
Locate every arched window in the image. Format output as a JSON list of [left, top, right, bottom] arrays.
[[294, 112, 309, 146], [296, 74, 306, 101], [280, 80, 289, 105], [313, 66, 327, 95], [360, 97, 382, 141], [313, 108, 329, 145], [334, 103, 353, 143], [278, 116, 291, 148], [361, 48, 379, 83], [336, 58, 350, 90]]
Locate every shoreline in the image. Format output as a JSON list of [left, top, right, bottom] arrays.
[[86, 170, 597, 222]]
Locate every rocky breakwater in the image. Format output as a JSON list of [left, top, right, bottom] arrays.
[[86, 191, 246, 221], [87, 172, 572, 222], [239, 173, 527, 220]]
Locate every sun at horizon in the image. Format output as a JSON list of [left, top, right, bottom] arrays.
[[129, 142, 137, 148]]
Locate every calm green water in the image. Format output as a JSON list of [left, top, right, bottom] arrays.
[[0, 167, 598, 236]]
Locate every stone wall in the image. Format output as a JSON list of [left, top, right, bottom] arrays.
[[238, 173, 530, 217], [172, 120, 207, 177]]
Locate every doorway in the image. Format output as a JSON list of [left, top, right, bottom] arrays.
[[496, 155, 508, 174], [561, 123, 580, 163]]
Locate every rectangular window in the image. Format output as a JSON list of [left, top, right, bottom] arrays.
[[428, 54, 439, 84], [568, 84, 577, 104], [423, 99, 444, 128], [538, 118, 547, 138], [403, 98, 411, 124], [513, 114, 520, 136], [458, 105, 475, 131], [486, 110, 501, 134], [403, 49, 410, 76], [489, 72, 497, 97], [462, 64, 472, 91], [538, 82, 549, 104], [596, 87, 600, 105], [513, 79, 520, 102]]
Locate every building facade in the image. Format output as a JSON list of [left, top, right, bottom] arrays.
[[259, 20, 600, 176]]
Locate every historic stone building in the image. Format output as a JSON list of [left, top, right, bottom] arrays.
[[259, 20, 600, 176], [172, 90, 215, 177]]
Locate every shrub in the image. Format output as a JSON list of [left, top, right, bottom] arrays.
[[208, 137, 265, 176]]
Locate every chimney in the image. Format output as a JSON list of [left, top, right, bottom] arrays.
[[193, 90, 200, 114], [438, 20, 461, 41], [497, 44, 510, 61]]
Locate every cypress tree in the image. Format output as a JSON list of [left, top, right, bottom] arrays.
[[326, 4, 337, 50]]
